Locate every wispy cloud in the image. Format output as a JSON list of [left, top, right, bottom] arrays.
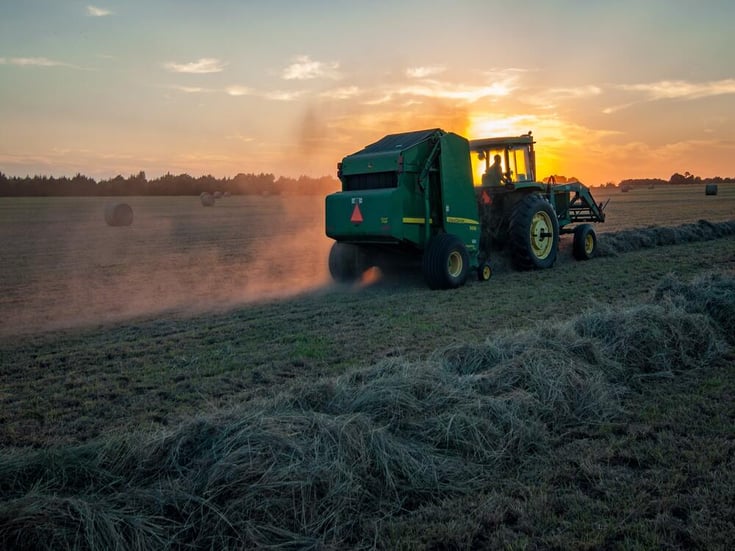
[[546, 85, 602, 99], [620, 79, 735, 101], [394, 80, 516, 102], [264, 90, 304, 101], [281, 55, 340, 80], [225, 85, 254, 97], [525, 85, 602, 109], [406, 66, 446, 79], [226, 134, 254, 143], [171, 85, 213, 94], [0, 57, 81, 69], [164, 58, 227, 74], [86, 5, 113, 17], [320, 86, 360, 100], [604, 79, 735, 113]]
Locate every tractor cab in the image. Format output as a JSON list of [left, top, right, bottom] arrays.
[[469, 133, 536, 188]]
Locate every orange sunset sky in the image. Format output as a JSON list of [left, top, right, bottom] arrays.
[[1, 0, 734, 185]]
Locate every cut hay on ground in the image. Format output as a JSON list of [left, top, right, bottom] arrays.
[[103, 203, 134, 226], [596, 219, 735, 257], [0, 272, 733, 549]]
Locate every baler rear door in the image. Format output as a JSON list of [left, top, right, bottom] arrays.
[[325, 188, 403, 243], [437, 132, 481, 255]]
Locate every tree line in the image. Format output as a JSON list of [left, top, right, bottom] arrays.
[[0, 171, 340, 197], [1, 169, 733, 197], [606, 172, 735, 190]]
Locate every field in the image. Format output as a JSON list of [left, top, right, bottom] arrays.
[[1, 185, 734, 549]]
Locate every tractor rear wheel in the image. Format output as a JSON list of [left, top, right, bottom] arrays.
[[508, 194, 559, 270], [422, 234, 469, 290], [573, 224, 597, 260], [328, 242, 363, 283]]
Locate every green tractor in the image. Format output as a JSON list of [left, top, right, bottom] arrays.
[[325, 128, 605, 289]]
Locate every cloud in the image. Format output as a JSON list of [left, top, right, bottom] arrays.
[[86, 5, 113, 17], [546, 85, 602, 99], [524, 85, 602, 110], [281, 55, 340, 80], [620, 79, 735, 101], [171, 85, 213, 94], [226, 134, 254, 143], [604, 79, 735, 113], [395, 80, 516, 102], [0, 57, 80, 69], [222, 85, 302, 101], [406, 66, 446, 79], [164, 58, 227, 74], [320, 86, 360, 100], [225, 85, 254, 96], [264, 90, 304, 101]]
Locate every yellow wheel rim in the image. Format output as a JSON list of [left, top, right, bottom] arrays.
[[584, 233, 595, 255], [448, 251, 463, 277], [482, 265, 492, 280], [530, 211, 554, 259]]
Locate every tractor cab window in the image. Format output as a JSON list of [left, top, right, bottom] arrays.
[[508, 146, 533, 182], [472, 148, 506, 187], [472, 145, 535, 186]]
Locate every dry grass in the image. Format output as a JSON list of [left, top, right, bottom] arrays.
[[1, 271, 732, 549], [596, 219, 735, 257]]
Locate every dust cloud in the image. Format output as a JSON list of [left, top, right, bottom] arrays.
[[0, 196, 335, 337]]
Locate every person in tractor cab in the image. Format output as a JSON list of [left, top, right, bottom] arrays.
[[483, 154, 503, 187]]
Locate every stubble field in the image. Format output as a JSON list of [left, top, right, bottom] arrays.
[[0, 184, 734, 549]]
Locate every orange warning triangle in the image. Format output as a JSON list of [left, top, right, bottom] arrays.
[[350, 203, 363, 223], [481, 190, 492, 205]]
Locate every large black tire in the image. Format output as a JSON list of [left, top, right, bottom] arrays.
[[422, 234, 470, 290], [573, 224, 597, 260], [328, 242, 363, 283], [508, 194, 559, 270]]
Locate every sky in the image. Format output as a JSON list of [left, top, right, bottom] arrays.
[[1, 0, 734, 185]]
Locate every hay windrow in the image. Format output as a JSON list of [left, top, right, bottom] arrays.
[[596, 219, 735, 256], [0, 272, 733, 549], [652, 271, 735, 344]]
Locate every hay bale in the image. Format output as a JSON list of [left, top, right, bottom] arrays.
[[213, 191, 223, 199], [104, 203, 133, 226], [200, 193, 215, 207], [705, 184, 718, 196]]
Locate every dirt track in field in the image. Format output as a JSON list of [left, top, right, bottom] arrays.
[[1, 185, 733, 337], [0, 196, 333, 337]]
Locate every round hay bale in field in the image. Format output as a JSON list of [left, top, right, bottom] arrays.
[[104, 202, 134, 226], [201, 193, 215, 207], [223, 191, 231, 197], [705, 184, 718, 196], [213, 191, 223, 199]]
